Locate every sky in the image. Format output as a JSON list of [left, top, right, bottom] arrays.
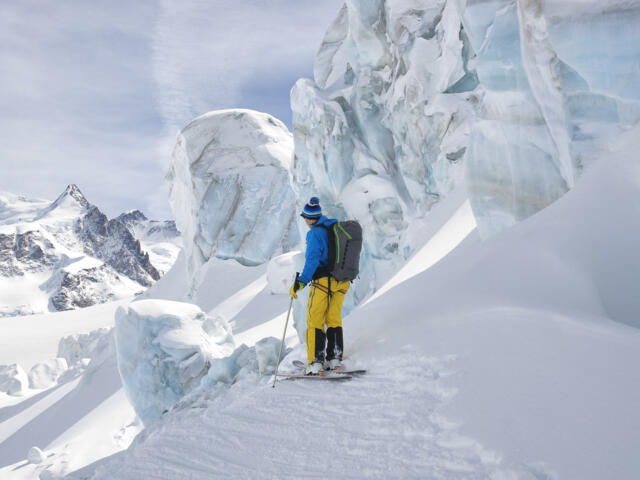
[[0, 0, 343, 219]]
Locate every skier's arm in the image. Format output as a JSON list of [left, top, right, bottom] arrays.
[[299, 230, 323, 284]]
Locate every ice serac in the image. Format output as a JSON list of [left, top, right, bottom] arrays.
[[114, 299, 235, 426], [57, 328, 112, 366], [455, 0, 640, 237], [0, 363, 28, 396], [28, 358, 68, 389], [167, 109, 300, 290], [290, 0, 476, 318]]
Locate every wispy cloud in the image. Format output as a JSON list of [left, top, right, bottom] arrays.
[[0, 0, 342, 219], [152, 0, 342, 131]]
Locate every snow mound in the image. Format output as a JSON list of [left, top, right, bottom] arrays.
[[200, 337, 283, 389], [0, 363, 28, 396], [57, 327, 112, 367], [114, 299, 235, 425], [27, 358, 68, 389], [254, 337, 281, 375], [266, 251, 300, 295], [27, 446, 45, 464], [166, 109, 300, 288]]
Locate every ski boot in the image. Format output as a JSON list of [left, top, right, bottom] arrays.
[[305, 362, 324, 375], [327, 358, 342, 371], [326, 327, 343, 370]]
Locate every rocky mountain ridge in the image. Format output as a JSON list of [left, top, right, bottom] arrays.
[[0, 185, 178, 317]]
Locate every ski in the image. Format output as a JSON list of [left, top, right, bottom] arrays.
[[276, 373, 352, 381], [291, 359, 366, 375], [332, 369, 367, 375]]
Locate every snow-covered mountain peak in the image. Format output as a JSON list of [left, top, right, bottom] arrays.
[[0, 185, 90, 228], [114, 209, 181, 275], [0, 187, 179, 317], [54, 184, 89, 209], [36, 184, 90, 221], [116, 210, 148, 225]]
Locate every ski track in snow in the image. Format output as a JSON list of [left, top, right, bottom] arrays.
[[88, 351, 544, 480]]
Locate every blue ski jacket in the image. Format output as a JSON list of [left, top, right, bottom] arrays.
[[299, 215, 338, 284]]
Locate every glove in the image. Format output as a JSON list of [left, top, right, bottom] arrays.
[[289, 281, 305, 299]]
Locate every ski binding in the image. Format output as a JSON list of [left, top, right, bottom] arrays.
[[291, 359, 366, 375]]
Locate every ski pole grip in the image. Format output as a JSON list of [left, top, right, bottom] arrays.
[[295, 271, 300, 283]]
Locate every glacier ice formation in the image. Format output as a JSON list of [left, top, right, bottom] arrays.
[[156, 1, 640, 335], [114, 299, 235, 426], [27, 358, 68, 389], [291, 0, 475, 245], [0, 363, 28, 396], [289, 0, 477, 329], [455, 0, 640, 237], [166, 109, 300, 295], [292, 0, 640, 245], [287, 0, 639, 332], [57, 328, 112, 367]]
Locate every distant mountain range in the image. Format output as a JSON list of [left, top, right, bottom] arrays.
[[0, 185, 181, 317]]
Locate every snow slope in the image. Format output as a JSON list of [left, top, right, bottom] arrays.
[[75, 127, 640, 479], [342, 139, 640, 479], [2, 133, 638, 478], [0, 300, 129, 372], [0, 301, 140, 479], [0, 253, 293, 478]]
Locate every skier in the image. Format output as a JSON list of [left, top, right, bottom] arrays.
[[290, 197, 350, 375]]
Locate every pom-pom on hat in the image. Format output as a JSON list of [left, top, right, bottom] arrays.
[[301, 197, 322, 219]]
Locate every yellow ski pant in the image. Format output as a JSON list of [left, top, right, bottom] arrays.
[[306, 276, 350, 364]]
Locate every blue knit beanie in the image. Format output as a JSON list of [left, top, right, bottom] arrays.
[[301, 197, 322, 219]]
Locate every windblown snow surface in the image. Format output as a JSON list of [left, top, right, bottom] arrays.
[[2, 126, 636, 478]]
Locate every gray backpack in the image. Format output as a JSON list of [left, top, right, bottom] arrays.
[[323, 221, 362, 282]]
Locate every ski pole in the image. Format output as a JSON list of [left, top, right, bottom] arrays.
[[272, 272, 299, 388]]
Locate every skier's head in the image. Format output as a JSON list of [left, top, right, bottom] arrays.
[[301, 197, 321, 226]]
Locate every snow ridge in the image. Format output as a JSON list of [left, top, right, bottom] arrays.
[[88, 352, 551, 479]]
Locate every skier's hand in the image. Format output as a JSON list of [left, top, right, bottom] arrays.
[[290, 281, 305, 299]]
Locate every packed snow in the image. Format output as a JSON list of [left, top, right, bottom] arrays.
[[79, 124, 640, 480]]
